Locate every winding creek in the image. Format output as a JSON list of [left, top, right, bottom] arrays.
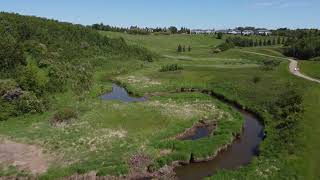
[[101, 84, 264, 179], [174, 108, 264, 180]]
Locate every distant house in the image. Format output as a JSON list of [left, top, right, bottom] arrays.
[[191, 29, 215, 34], [145, 28, 154, 32], [256, 29, 272, 36], [228, 30, 242, 35], [215, 30, 229, 34], [242, 30, 254, 36]]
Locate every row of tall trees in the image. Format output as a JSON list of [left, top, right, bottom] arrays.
[[225, 37, 286, 47], [177, 45, 191, 52], [91, 23, 191, 35], [215, 36, 286, 53]]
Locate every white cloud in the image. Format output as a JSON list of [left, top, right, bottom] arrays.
[[254, 0, 311, 8]]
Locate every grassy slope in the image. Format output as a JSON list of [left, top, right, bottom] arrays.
[[299, 61, 320, 79], [302, 84, 320, 180], [296, 60, 320, 179], [101, 31, 223, 58], [103, 32, 320, 179], [305, 85, 320, 179], [1, 29, 319, 179]]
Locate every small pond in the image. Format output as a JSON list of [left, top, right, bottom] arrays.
[[100, 84, 146, 102]]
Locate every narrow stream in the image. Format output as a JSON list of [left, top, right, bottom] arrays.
[[174, 108, 264, 180], [101, 84, 264, 180]]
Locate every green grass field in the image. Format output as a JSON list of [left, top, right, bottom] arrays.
[[103, 32, 320, 179], [1, 31, 320, 179], [300, 61, 320, 80], [101, 31, 223, 58]]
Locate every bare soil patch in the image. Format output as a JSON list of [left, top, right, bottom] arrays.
[[0, 139, 49, 175]]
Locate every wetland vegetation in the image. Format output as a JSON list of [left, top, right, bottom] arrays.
[[0, 12, 320, 180]]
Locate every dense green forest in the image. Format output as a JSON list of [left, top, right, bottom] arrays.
[[0, 12, 153, 121], [272, 29, 320, 60]]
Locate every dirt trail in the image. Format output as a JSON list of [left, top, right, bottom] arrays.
[[0, 139, 49, 174], [240, 50, 320, 84]]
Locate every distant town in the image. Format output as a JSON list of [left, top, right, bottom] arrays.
[[191, 28, 272, 36], [91, 23, 273, 36]]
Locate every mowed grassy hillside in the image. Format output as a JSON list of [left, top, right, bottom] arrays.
[[101, 31, 223, 58]]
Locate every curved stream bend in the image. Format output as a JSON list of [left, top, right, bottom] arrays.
[[174, 105, 264, 180], [101, 84, 264, 180]]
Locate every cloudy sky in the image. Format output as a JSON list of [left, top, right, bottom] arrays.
[[1, 0, 319, 29]]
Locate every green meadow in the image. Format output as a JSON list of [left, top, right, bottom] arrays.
[[1, 17, 319, 180], [300, 61, 320, 80], [102, 32, 320, 179]]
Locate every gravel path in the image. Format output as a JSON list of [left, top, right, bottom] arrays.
[[240, 50, 320, 84]]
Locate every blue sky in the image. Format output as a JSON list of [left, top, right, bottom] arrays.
[[1, 0, 319, 29]]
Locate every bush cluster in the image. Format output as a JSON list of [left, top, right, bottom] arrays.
[[261, 59, 281, 70], [159, 64, 183, 72], [51, 107, 78, 125], [284, 37, 320, 60]]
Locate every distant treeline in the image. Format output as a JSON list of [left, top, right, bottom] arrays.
[[274, 29, 320, 60], [0, 12, 153, 120], [226, 37, 285, 47], [90, 23, 191, 35], [215, 36, 285, 52]]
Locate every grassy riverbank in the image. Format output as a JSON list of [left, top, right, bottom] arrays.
[[0, 84, 242, 179]]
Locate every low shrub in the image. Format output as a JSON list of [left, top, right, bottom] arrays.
[[215, 42, 235, 52], [143, 54, 153, 62], [213, 48, 222, 54], [51, 107, 77, 125], [15, 91, 46, 114], [0, 99, 16, 121], [261, 59, 281, 70], [0, 79, 18, 96], [252, 76, 261, 84], [17, 63, 48, 96], [159, 64, 183, 72]]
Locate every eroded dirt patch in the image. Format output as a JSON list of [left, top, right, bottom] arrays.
[[0, 139, 49, 175]]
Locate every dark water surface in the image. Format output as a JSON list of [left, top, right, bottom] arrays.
[[174, 108, 264, 180], [181, 127, 211, 141], [100, 84, 146, 102]]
